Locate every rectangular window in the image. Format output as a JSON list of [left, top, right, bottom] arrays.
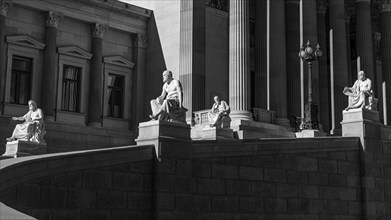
[[10, 56, 32, 105], [61, 65, 81, 112], [107, 73, 124, 118]]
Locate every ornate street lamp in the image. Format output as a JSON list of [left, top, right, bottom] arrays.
[[298, 40, 322, 130]]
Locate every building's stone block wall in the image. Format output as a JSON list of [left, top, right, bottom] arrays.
[[192, 150, 362, 219], [57, 18, 91, 51], [5, 6, 45, 41], [0, 161, 153, 220]]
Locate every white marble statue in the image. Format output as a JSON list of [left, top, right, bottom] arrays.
[[149, 70, 186, 122], [6, 100, 46, 143], [343, 70, 375, 111], [208, 96, 230, 128]]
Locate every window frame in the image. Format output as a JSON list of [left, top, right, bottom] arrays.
[[61, 64, 82, 112], [10, 55, 33, 105]]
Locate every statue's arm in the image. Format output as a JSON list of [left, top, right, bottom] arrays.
[[175, 80, 183, 108], [158, 85, 167, 100], [34, 109, 44, 121], [12, 112, 28, 121]]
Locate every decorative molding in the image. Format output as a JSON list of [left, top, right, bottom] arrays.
[[134, 34, 147, 48], [45, 11, 63, 28], [0, 0, 12, 16], [381, 0, 391, 12], [6, 35, 45, 50], [92, 23, 107, 39], [103, 56, 135, 69], [58, 46, 93, 60], [316, 0, 328, 14]]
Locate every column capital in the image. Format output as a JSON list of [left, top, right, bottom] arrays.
[[316, 0, 328, 14], [45, 11, 63, 28], [92, 23, 107, 39], [133, 33, 147, 48], [0, 0, 12, 17], [381, 0, 391, 12]]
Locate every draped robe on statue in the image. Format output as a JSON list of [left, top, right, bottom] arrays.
[[10, 108, 46, 143], [343, 78, 372, 110]]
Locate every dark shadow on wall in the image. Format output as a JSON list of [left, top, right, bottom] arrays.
[[144, 13, 167, 120]]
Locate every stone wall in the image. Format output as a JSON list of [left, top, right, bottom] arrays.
[[1, 135, 391, 219]]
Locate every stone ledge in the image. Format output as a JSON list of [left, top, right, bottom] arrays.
[[2, 140, 47, 158], [0, 202, 36, 220], [192, 137, 360, 158], [191, 126, 234, 141]]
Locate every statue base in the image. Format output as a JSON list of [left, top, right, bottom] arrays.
[[136, 120, 191, 157], [296, 129, 327, 138], [2, 140, 48, 158], [341, 108, 381, 150], [191, 126, 234, 140]]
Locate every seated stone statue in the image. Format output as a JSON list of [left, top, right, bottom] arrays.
[[6, 100, 46, 143], [208, 96, 230, 128], [343, 70, 376, 111], [149, 70, 187, 123]]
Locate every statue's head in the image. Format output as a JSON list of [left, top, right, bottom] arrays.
[[358, 70, 366, 81], [28, 100, 37, 111], [162, 70, 173, 83], [214, 96, 220, 103]]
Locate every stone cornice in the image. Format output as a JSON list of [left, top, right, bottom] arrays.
[[45, 11, 63, 28], [381, 0, 391, 12], [316, 0, 328, 14], [92, 23, 107, 39], [134, 34, 147, 48], [0, 0, 12, 16]]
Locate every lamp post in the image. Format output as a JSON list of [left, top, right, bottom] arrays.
[[298, 40, 322, 130]]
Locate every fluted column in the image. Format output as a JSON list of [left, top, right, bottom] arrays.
[[381, 0, 391, 125], [132, 34, 147, 129], [179, 0, 205, 124], [41, 11, 62, 121], [270, 0, 288, 124], [285, 0, 300, 118], [355, 0, 376, 81], [329, 0, 349, 132], [229, 0, 252, 121], [88, 23, 106, 127], [254, 0, 267, 109], [0, 0, 11, 114], [316, 0, 330, 132]]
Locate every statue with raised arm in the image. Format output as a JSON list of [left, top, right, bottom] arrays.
[[6, 100, 46, 143], [149, 70, 187, 123], [343, 70, 376, 111], [208, 96, 230, 128]]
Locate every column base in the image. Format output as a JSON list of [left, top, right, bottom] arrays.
[[231, 120, 295, 139], [230, 110, 253, 121]]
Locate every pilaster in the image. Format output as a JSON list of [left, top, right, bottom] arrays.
[[269, 0, 288, 126], [179, 0, 205, 124], [285, 0, 301, 119], [0, 0, 12, 114], [88, 23, 106, 127], [381, 0, 391, 125], [329, 0, 349, 133], [355, 0, 377, 82], [41, 11, 62, 121], [132, 33, 147, 130]]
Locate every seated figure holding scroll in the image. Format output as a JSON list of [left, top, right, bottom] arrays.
[[6, 100, 46, 143], [208, 96, 230, 127], [149, 70, 186, 123], [343, 70, 374, 111]]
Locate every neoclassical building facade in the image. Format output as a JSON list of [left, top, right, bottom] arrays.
[[0, 0, 390, 150]]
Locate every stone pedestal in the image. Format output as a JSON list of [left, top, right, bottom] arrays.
[[231, 120, 295, 139], [191, 126, 234, 141], [2, 140, 47, 158], [136, 120, 191, 158], [341, 108, 381, 149], [295, 129, 327, 138]]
